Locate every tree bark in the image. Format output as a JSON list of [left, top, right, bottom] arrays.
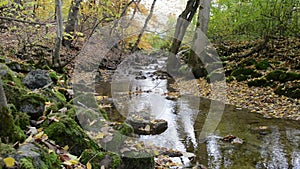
[[169, 0, 200, 55], [198, 0, 211, 34], [168, 0, 200, 73], [53, 0, 63, 67], [132, 0, 157, 51], [63, 0, 82, 48], [0, 79, 7, 109]]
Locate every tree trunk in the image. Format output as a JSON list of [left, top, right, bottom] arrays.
[[53, 0, 63, 67], [169, 0, 200, 55], [189, 0, 212, 67], [168, 0, 200, 73], [198, 0, 211, 34], [63, 0, 82, 48], [0, 80, 7, 108], [132, 0, 157, 51]]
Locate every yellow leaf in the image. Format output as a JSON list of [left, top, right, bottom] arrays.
[[86, 162, 92, 169], [96, 132, 105, 139], [4, 157, 15, 167], [63, 145, 69, 151], [144, 125, 150, 132]]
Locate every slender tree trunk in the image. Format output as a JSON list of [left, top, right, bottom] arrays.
[[198, 0, 211, 34], [0, 80, 7, 108], [189, 0, 212, 67], [168, 0, 200, 73], [53, 0, 63, 67], [170, 0, 200, 55], [132, 0, 157, 51], [63, 0, 82, 48]]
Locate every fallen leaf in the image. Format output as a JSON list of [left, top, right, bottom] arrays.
[[144, 125, 151, 132], [4, 157, 15, 167], [86, 162, 92, 169], [63, 145, 69, 151]]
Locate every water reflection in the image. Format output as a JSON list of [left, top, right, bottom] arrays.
[[96, 56, 300, 168]]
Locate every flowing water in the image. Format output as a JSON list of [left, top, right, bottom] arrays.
[[95, 54, 300, 168]]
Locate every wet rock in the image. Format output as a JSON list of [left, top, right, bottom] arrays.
[[22, 69, 52, 89], [126, 119, 168, 135]]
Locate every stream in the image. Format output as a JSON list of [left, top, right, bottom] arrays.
[[95, 53, 300, 168]]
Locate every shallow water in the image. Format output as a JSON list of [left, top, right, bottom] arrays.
[[95, 55, 300, 168]]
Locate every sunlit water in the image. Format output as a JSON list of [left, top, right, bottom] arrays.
[[96, 56, 300, 168]]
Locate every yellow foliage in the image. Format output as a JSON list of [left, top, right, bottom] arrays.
[[3, 157, 15, 167]]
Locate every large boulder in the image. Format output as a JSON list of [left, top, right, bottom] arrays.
[[22, 69, 52, 89]]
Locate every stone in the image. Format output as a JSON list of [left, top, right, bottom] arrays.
[[126, 118, 168, 135], [22, 69, 52, 89]]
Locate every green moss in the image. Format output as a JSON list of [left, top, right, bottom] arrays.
[[284, 72, 300, 82], [239, 59, 257, 67], [266, 70, 300, 82], [9, 104, 30, 130], [266, 70, 285, 81], [226, 76, 235, 82], [41, 65, 51, 70], [49, 71, 58, 83], [236, 74, 248, 82], [0, 143, 16, 156], [113, 123, 134, 136], [255, 60, 269, 70], [80, 149, 121, 169], [3, 84, 28, 106], [121, 154, 154, 169], [20, 158, 35, 169], [44, 117, 99, 156], [247, 78, 272, 87], [0, 56, 5, 63], [275, 85, 300, 98], [40, 151, 61, 169], [0, 64, 22, 88], [0, 107, 25, 143]]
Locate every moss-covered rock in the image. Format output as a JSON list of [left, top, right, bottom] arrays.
[[9, 104, 30, 130], [0, 107, 26, 143], [0, 64, 22, 87], [113, 123, 134, 136], [121, 155, 154, 169], [18, 93, 46, 120], [239, 59, 257, 67], [274, 83, 300, 98], [266, 70, 300, 82], [231, 68, 262, 81], [43, 117, 99, 156], [255, 60, 269, 70], [6, 61, 33, 73], [15, 143, 61, 169], [80, 149, 121, 169], [20, 158, 35, 169], [247, 78, 272, 87]]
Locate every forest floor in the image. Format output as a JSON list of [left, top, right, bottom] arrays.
[[175, 36, 300, 120]]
